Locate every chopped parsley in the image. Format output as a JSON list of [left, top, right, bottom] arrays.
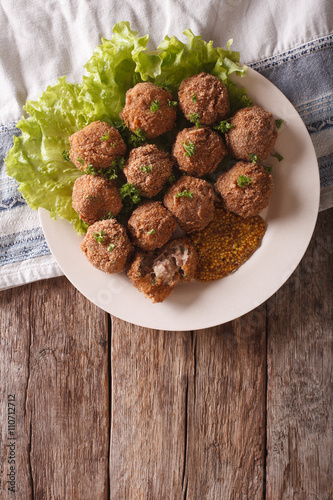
[[93, 230, 105, 244], [167, 99, 178, 109], [119, 183, 141, 212], [147, 229, 156, 235], [102, 212, 115, 220], [100, 130, 110, 141], [246, 131, 250, 140], [275, 119, 284, 129], [108, 243, 115, 252], [264, 165, 273, 173], [62, 150, 70, 161], [140, 165, 152, 173], [182, 140, 195, 157], [271, 152, 284, 162], [113, 121, 146, 148], [188, 112, 200, 127], [248, 153, 258, 163], [85, 161, 119, 181], [168, 173, 176, 184], [130, 128, 146, 147], [176, 189, 194, 199], [150, 100, 160, 112], [237, 175, 253, 188], [77, 157, 85, 166], [191, 94, 197, 103], [212, 120, 234, 134]]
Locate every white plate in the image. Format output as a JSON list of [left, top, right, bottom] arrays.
[[39, 68, 320, 331]]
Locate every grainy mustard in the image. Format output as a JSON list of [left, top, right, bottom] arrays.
[[189, 205, 266, 281]]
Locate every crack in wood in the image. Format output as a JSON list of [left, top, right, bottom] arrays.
[[108, 314, 112, 499], [28, 415, 34, 498], [182, 372, 189, 499]]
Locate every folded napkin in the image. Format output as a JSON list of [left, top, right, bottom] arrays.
[[1, 0, 332, 290]]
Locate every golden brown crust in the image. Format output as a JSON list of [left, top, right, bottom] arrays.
[[172, 126, 227, 177], [178, 72, 230, 125], [215, 161, 274, 217], [123, 144, 173, 197], [127, 201, 176, 251], [80, 219, 133, 274], [225, 105, 278, 161], [72, 175, 122, 225], [69, 121, 126, 171], [119, 82, 176, 138], [163, 176, 215, 233]]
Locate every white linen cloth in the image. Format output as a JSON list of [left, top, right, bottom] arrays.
[[0, 0, 332, 290]]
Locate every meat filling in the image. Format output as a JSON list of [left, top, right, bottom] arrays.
[[140, 244, 189, 283]]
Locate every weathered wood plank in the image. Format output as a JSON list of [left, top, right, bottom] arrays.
[[0, 276, 109, 500], [266, 208, 333, 500], [185, 312, 267, 500], [109, 320, 191, 500], [110, 309, 266, 500]]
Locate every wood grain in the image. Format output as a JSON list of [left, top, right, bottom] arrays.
[[0, 277, 109, 500], [266, 208, 333, 500], [109, 310, 266, 500], [185, 313, 267, 500], [109, 320, 191, 499]]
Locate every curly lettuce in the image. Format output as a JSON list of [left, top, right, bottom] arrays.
[[5, 21, 251, 234]]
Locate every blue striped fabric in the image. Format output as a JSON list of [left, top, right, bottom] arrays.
[[249, 34, 333, 189], [1, 37, 332, 285]]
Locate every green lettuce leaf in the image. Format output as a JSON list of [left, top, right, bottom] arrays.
[[5, 21, 252, 234]]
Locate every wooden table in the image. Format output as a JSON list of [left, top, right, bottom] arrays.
[[1, 208, 332, 500]]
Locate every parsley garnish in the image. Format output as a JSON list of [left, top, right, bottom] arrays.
[[77, 157, 85, 166], [62, 150, 70, 161], [168, 173, 176, 184], [264, 166, 273, 173], [113, 121, 146, 148], [246, 131, 250, 140], [93, 230, 105, 244], [108, 243, 115, 252], [248, 153, 258, 163], [237, 175, 253, 188], [275, 119, 284, 129], [130, 128, 146, 147], [212, 120, 234, 133], [271, 152, 284, 162], [176, 190, 194, 199], [147, 229, 156, 235], [119, 183, 141, 212], [140, 165, 152, 173], [102, 212, 115, 220], [100, 130, 110, 141], [191, 94, 197, 103], [182, 141, 195, 157], [150, 100, 160, 112], [188, 113, 200, 128], [167, 99, 178, 109]]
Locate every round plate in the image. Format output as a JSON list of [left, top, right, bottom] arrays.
[[39, 68, 320, 331]]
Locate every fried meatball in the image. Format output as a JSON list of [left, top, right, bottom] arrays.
[[178, 72, 230, 125], [72, 175, 122, 225], [69, 121, 126, 172], [127, 202, 176, 251], [225, 105, 278, 161], [172, 126, 227, 177], [119, 82, 177, 138], [163, 176, 215, 233], [123, 144, 173, 197], [127, 237, 198, 303], [215, 161, 274, 217], [81, 219, 133, 274]]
